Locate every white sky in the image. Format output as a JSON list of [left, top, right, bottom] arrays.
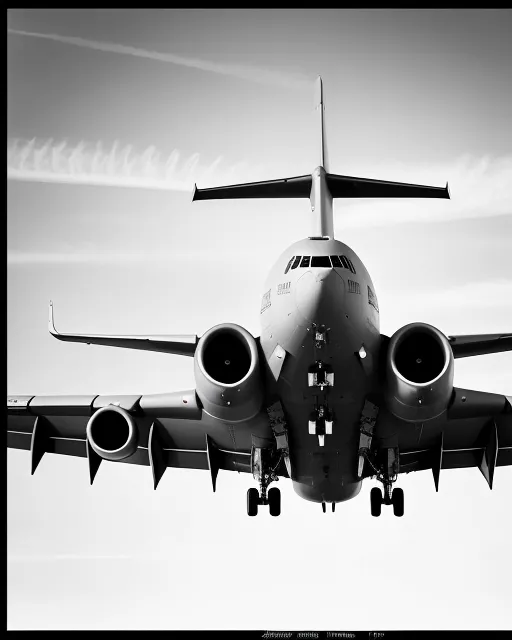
[[7, 8, 512, 631]]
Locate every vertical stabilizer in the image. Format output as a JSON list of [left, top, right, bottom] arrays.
[[315, 76, 329, 172], [310, 76, 334, 237]]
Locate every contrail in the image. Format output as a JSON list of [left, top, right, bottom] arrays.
[[7, 137, 254, 192], [7, 28, 311, 89]]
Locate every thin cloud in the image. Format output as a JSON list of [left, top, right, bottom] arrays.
[[7, 137, 252, 193], [388, 279, 512, 311], [8, 28, 311, 89], [7, 248, 234, 265], [8, 138, 512, 228], [8, 554, 132, 563]]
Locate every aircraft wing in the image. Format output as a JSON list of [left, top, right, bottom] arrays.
[[368, 387, 512, 489], [7, 391, 288, 488], [47, 302, 198, 356], [448, 332, 512, 358]]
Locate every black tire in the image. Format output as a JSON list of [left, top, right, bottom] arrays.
[[268, 487, 281, 517], [370, 487, 382, 517], [322, 502, 326, 513], [392, 487, 404, 517], [247, 488, 259, 516]]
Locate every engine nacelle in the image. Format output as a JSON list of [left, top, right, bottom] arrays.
[[385, 322, 454, 422], [86, 405, 139, 461], [194, 323, 264, 422]]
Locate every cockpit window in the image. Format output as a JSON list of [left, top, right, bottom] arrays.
[[346, 257, 356, 274], [284, 255, 356, 271], [284, 256, 294, 274], [340, 255, 350, 270], [311, 256, 331, 267]]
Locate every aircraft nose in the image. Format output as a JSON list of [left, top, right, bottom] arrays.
[[295, 268, 345, 324]]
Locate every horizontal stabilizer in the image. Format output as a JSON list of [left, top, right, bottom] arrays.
[[48, 302, 197, 356], [193, 175, 312, 201], [326, 173, 450, 199], [193, 173, 449, 202], [449, 333, 512, 358]]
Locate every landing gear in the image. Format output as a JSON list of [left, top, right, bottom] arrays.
[[246, 486, 281, 517], [392, 487, 404, 517], [248, 446, 282, 517], [367, 447, 405, 517], [247, 487, 259, 517], [268, 487, 281, 517], [370, 486, 404, 517], [370, 487, 382, 517]]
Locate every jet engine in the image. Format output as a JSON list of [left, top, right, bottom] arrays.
[[194, 323, 264, 422], [385, 322, 454, 422], [86, 405, 139, 461]]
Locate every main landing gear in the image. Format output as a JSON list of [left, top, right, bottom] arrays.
[[248, 446, 282, 517], [370, 486, 404, 517], [367, 447, 404, 517], [321, 502, 336, 513], [247, 485, 281, 517]]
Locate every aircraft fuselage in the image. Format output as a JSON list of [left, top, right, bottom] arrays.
[[260, 237, 381, 503]]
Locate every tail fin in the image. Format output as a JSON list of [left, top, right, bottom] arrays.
[[315, 76, 329, 171], [192, 78, 450, 208]]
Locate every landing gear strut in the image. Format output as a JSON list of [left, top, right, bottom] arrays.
[[247, 446, 282, 517], [367, 447, 404, 517]]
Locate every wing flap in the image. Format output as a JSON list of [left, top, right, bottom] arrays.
[[7, 430, 31, 450]]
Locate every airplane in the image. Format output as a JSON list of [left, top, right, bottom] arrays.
[[7, 77, 512, 518]]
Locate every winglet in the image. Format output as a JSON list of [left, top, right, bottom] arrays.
[[446, 182, 451, 199], [48, 300, 58, 336]]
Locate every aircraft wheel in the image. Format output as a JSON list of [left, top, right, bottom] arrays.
[[370, 487, 382, 517], [392, 488, 404, 517], [247, 488, 259, 516], [268, 487, 281, 517]]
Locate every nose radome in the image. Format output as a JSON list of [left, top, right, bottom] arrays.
[[295, 268, 345, 323]]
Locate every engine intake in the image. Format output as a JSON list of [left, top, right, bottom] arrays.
[[86, 405, 139, 461], [194, 323, 263, 422], [385, 322, 454, 422]]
